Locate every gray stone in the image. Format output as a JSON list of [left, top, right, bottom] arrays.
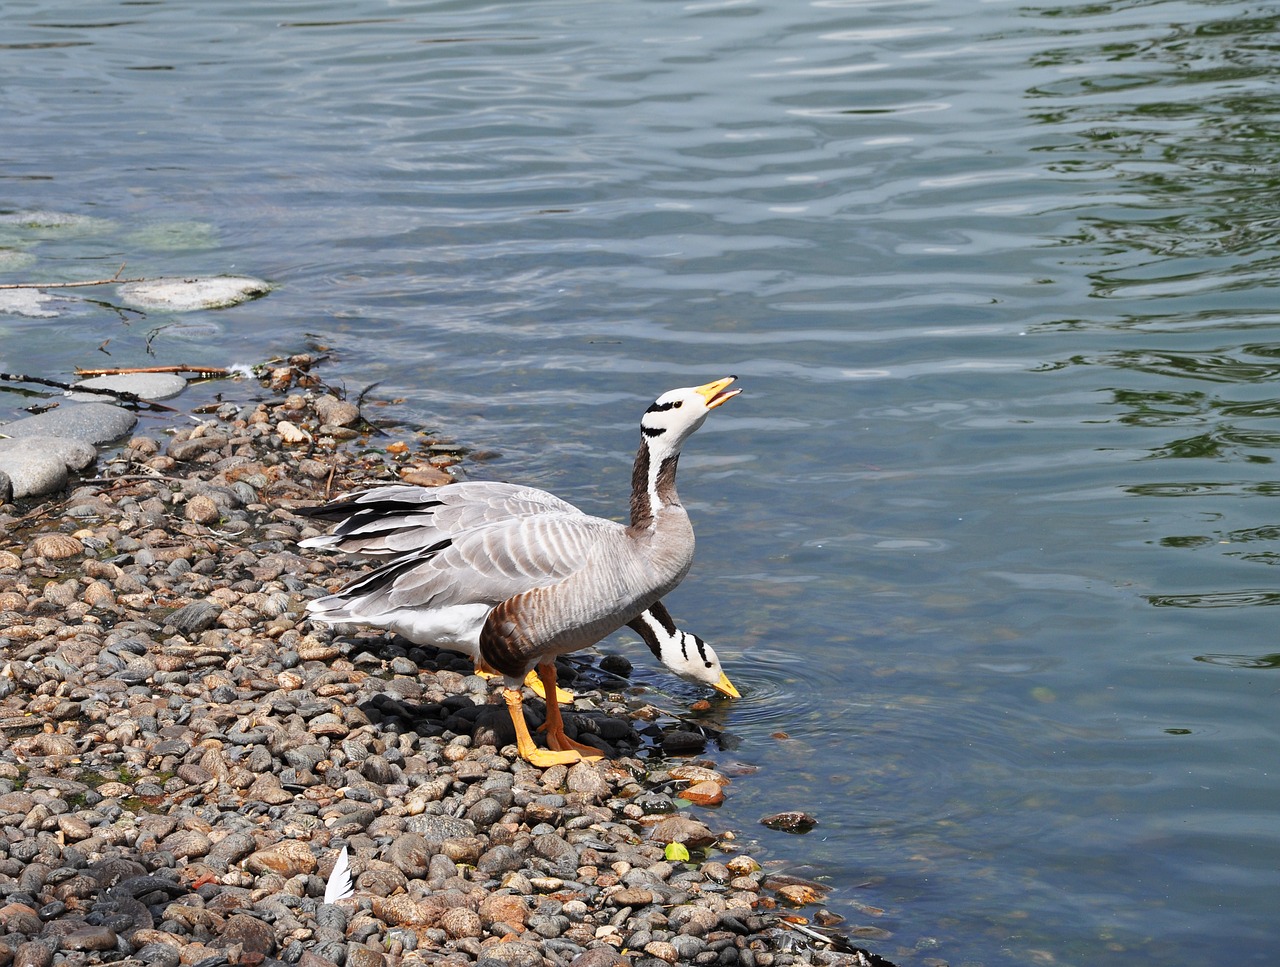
[[168, 433, 229, 461], [69, 373, 188, 402], [134, 943, 181, 967], [0, 435, 97, 471], [0, 402, 137, 445], [404, 814, 476, 846], [0, 451, 66, 499], [0, 468, 11, 503], [476, 844, 525, 876], [166, 599, 221, 634], [386, 833, 434, 879]]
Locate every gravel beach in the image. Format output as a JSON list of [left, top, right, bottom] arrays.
[[0, 357, 893, 967]]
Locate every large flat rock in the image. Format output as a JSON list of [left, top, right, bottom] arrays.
[[1, 401, 137, 446], [69, 372, 188, 402]]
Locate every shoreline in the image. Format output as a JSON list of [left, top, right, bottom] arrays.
[[0, 356, 893, 967]]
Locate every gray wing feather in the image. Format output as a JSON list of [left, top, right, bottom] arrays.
[[301, 482, 586, 557], [319, 509, 623, 615]]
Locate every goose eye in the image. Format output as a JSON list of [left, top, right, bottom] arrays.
[[673, 400, 683, 408]]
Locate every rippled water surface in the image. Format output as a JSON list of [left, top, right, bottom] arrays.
[[5, 1, 1280, 963]]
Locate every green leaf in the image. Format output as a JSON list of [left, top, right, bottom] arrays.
[[664, 842, 690, 862]]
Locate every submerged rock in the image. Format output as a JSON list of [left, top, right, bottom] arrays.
[[117, 275, 271, 311]]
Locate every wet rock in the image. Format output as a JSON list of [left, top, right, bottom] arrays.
[[661, 730, 708, 755], [680, 780, 725, 806], [314, 395, 360, 428], [760, 811, 818, 834]]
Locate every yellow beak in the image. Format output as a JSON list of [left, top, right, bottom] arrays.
[[694, 376, 741, 410], [714, 671, 741, 699]]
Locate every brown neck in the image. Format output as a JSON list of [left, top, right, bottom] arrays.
[[629, 440, 681, 531]]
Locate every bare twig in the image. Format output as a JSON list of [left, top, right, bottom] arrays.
[[0, 263, 144, 289], [74, 365, 231, 378]]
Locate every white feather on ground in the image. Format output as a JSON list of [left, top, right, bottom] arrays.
[[323, 845, 354, 903]]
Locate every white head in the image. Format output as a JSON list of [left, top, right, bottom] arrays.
[[632, 376, 741, 530], [630, 606, 740, 698], [639, 375, 741, 455]]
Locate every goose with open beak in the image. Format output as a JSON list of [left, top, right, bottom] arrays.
[[302, 376, 741, 766]]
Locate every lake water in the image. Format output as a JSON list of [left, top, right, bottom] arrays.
[[4, 1, 1278, 963]]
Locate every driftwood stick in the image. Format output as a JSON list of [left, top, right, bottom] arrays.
[[74, 365, 231, 378], [0, 371, 178, 412], [0, 263, 144, 290]]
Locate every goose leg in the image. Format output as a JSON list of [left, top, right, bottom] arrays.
[[502, 686, 582, 767], [536, 662, 604, 760], [478, 667, 573, 704]]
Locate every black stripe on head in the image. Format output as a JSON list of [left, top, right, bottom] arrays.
[[641, 425, 666, 438], [646, 399, 683, 414]]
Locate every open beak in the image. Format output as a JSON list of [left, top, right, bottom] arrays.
[[694, 375, 741, 410], [713, 671, 741, 699]]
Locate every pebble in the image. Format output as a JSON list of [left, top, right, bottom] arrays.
[[0, 357, 887, 967]]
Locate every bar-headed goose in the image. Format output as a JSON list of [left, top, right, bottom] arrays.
[[303, 376, 741, 766], [300, 480, 739, 697]]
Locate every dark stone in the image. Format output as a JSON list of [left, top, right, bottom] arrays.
[[135, 942, 182, 967], [220, 913, 276, 955], [475, 845, 524, 876], [166, 600, 222, 635], [60, 926, 118, 952], [385, 833, 434, 879], [598, 653, 632, 676], [759, 811, 818, 834], [661, 730, 708, 755]]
